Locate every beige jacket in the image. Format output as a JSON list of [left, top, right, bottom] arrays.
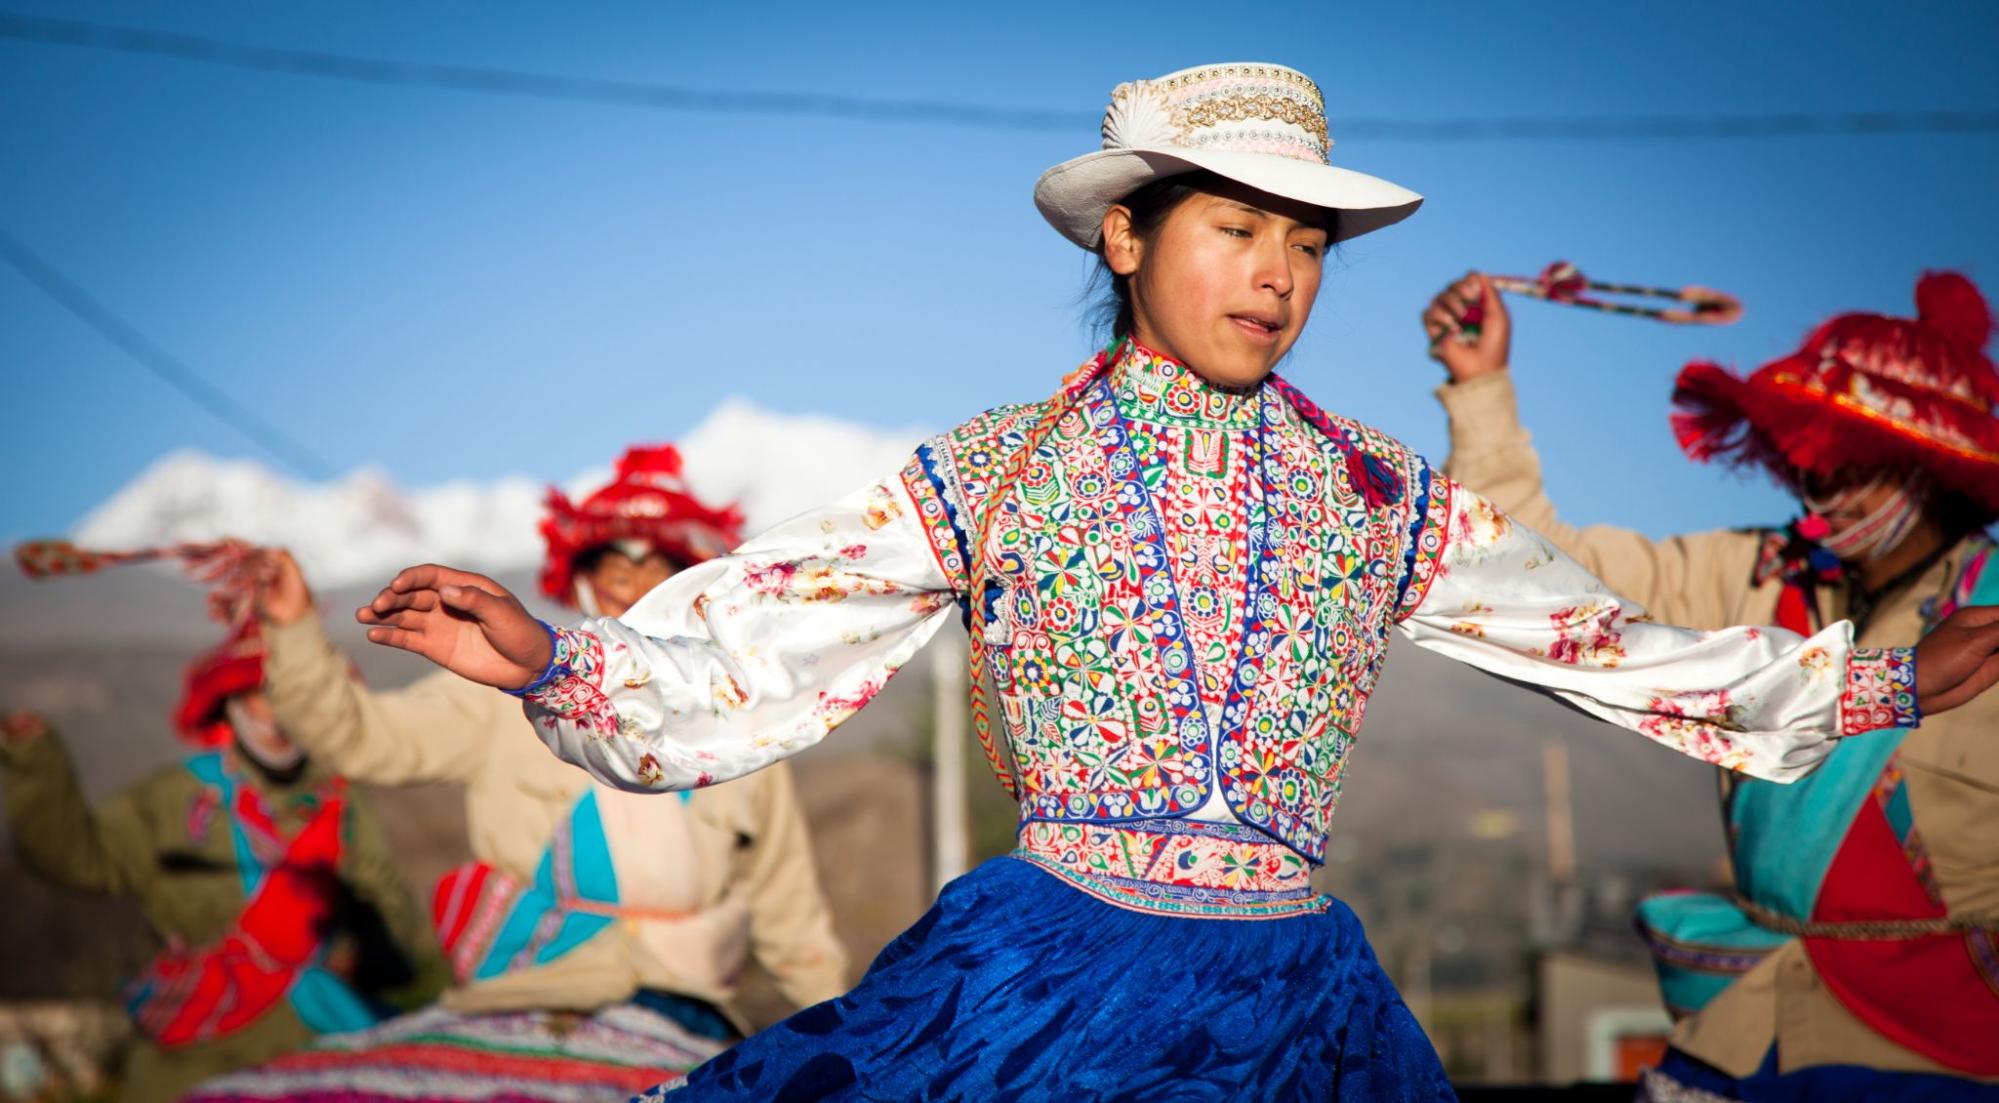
[[1440, 371, 1999, 1079], [261, 612, 848, 1026]]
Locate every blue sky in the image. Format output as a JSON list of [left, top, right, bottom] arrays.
[[4, 1, 1996, 540]]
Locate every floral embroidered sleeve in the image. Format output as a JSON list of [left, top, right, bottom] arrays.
[[1395, 477, 1917, 781], [518, 471, 959, 793]]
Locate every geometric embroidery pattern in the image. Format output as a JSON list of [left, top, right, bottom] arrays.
[[903, 343, 1440, 861]]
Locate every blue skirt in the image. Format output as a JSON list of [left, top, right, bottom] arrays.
[[657, 855, 1454, 1101]]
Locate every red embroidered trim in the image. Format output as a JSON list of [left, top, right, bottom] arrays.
[[523, 628, 620, 741], [1396, 469, 1456, 622], [1014, 818, 1325, 919], [1838, 647, 1919, 736]]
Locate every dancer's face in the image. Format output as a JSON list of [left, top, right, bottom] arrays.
[[228, 691, 303, 773], [1105, 180, 1329, 389], [577, 549, 678, 618]]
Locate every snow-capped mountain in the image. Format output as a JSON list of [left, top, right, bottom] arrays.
[[69, 399, 929, 588]]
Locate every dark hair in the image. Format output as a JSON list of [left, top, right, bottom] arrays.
[[1087, 170, 1339, 341], [571, 543, 686, 579], [1786, 464, 1999, 536], [1936, 488, 1998, 536]]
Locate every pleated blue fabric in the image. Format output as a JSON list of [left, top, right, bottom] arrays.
[[646, 856, 1456, 1101]]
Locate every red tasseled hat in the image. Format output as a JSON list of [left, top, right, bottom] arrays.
[[537, 445, 745, 606], [1672, 271, 1999, 511], [172, 622, 266, 749]]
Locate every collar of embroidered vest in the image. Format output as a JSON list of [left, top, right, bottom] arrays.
[[1110, 339, 1265, 430]]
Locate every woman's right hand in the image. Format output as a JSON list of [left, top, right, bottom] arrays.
[[254, 548, 315, 627], [1423, 271, 1511, 383], [356, 565, 554, 691]]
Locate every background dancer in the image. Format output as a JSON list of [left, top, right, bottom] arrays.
[[1424, 269, 1999, 1099], [354, 63, 1999, 1100], [185, 444, 846, 1102], [0, 625, 436, 1103]]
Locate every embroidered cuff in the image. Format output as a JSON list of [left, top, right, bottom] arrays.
[[1839, 646, 1920, 736], [515, 625, 606, 695], [503, 621, 565, 698], [508, 626, 619, 739]]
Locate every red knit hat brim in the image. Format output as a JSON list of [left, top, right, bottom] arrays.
[[1671, 357, 1999, 512], [537, 445, 744, 607], [173, 648, 265, 749]]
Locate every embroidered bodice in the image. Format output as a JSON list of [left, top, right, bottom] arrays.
[[518, 344, 1914, 863], [902, 345, 1451, 856]]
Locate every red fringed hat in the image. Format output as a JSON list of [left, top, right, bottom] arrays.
[[538, 445, 744, 606], [173, 623, 266, 749], [1672, 272, 1999, 511]]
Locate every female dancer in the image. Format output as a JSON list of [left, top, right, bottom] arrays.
[[355, 63, 1999, 1099]]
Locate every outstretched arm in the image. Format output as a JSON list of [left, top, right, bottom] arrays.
[[360, 472, 959, 792], [259, 551, 498, 786], [1394, 477, 1999, 780], [0, 713, 154, 897]]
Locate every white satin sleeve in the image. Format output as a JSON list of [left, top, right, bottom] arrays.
[[518, 473, 959, 792], [1393, 478, 1918, 782]]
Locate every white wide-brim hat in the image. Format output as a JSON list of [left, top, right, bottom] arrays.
[[1035, 62, 1422, 249]]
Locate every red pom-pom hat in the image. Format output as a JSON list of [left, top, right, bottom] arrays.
[[173, 624, 266, 749], [1671, 271, 1999, 511], [538, 445, 745, 606]]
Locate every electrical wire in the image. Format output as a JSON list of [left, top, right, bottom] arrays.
[[0, 225, 338, 479], [4, 13, 1995, 141]]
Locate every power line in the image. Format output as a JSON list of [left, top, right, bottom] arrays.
[[5, 12, 1996, 142], [0, 226, 337, 480], [0, 14, 1081, 132]]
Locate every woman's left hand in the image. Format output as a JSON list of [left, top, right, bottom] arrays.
[[357, 565, 554, 691]]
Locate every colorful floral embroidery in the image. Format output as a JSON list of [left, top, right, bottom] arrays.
[[916, 343, 1436, 860], [902, 405, 1036, 599], [523, 339, 1880, 870], [523, 627, 619, 743], [1839, 647, 1920, 736], [860, 483, 904, 531], [1396, 466, 1454, 620], [740, 546, 901, 604], [1639, 689, 1756, 771], [1545, 599, 1628, 667], [1014, 818, 1326, 919], [1453, 491, 1515, 556]]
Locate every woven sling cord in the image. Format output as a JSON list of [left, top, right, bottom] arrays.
[[1730, 894, 1998, 940]]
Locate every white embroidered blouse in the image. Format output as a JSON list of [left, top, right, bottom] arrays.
[[515, 360, 1914, 840]]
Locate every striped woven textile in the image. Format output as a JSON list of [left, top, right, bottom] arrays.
[[184, 1001, 726, 1102]]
